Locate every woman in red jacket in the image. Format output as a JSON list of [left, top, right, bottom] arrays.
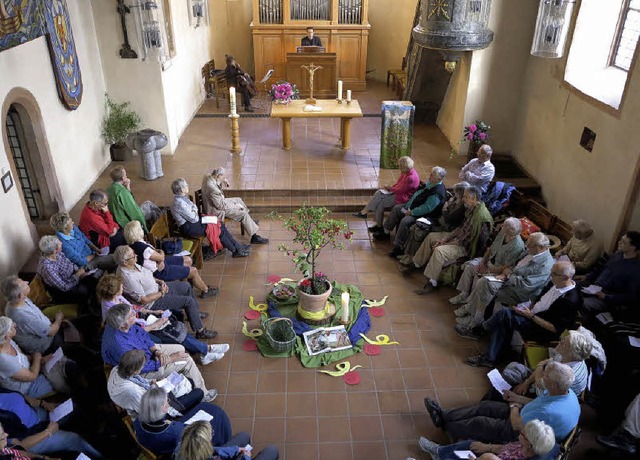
[[353, 156, 420, 232], [79, 189, 127, 253]]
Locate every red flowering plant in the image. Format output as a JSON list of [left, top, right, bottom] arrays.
[[277, 205, 352, 295], [451, 120, 491, 158]]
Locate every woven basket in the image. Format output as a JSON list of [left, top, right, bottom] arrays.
[[263, 317, 296, 353]]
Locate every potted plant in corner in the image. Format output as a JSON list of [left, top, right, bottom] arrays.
[[451, 120, 491, 161], [278, 205, 352, 317], [101, 93, 142, 161]]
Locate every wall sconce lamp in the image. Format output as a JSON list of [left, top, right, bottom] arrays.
[[531, 0, 576, 58], [188, 0, 210, 28]]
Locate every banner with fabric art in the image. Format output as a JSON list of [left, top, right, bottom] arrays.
[[380, 100, 415, 169]]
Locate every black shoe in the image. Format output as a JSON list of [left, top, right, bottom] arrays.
[[456, 325, 484, 342], [466, 353, 495, 368], [373, 232, 390, 241], [368, 225, 383, 232], [424, 398, 444, 428], [200, 286, 219, 299], [597, 430, 637, 454], [250, 234, 269, 244], [232, 250, 250, 258], [245, 106, 255, 112], [387, 246, 403, 258], [352, 212, 367, 218], [196, 329, 218, 340]]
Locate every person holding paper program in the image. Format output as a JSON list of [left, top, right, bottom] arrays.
[[352, 156, 419, 232], [170, 178, 251, 259]]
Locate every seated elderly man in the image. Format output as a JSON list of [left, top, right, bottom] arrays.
[[36, 235, 99, 313], [463, 261, 581, 365], [459, 144, 495, 196], [114, 246, 216, 339], [578, 230, 640, 318], [406, 186, 494, 295], [555, 219, 603, 274], [101, 304, 217, 402], [107, 165, 149, 231], [374, 166, 447, 257], [79, 189, 127, 253], [425, 361, 580, 444], [50, 212, 117, 272], [201, 168, 269, 244]]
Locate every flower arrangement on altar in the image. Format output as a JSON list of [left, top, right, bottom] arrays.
[[277, 205, 352, 295], [451, 120, 491, 158], [268, 81, 300, 104]]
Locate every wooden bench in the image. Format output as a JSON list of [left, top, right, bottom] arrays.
[[29, 274, 79, 321], [148, 211, 203, 269]]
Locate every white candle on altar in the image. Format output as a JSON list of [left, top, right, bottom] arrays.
[[346, 90, 352, 102], [229, 87, 237, 115], [337, 80, 343, 100], [341, 291, 350, 323]]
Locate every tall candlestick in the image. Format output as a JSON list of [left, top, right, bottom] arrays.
[[346, 90, 352, 102], [229, 87, 237, 115], [337, 80, 343, 100], [341, 292, 350, 324]]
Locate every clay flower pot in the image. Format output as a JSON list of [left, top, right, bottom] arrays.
[[297, 279, 332, 313]]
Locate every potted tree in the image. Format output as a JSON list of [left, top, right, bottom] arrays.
[[278, 205, 352, 315], [101, 93, 142, 161]]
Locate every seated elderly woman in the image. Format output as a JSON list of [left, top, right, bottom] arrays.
[[419, 419, 558, 460], [124, 220, 217, 299], [454, 232, 554, 330], [353, 156, 420, 231], [36, 235, 99, 314], [108, 349, 204, 418], [170, 178, 250, 259], [134, 386, 232, 455], [177, 420, 280, 460], [450, 217, 526, 308], [101, 304, 218, 402], [0, 317, 72, 398], [555, 219, 603, 274], [97, 274, 228, 365], [114, 245, 217, 339], [201, 167, 269, 244], [49, 211, 117, 272], [78, 188, 127, 253], [0, 395, 103, 459]]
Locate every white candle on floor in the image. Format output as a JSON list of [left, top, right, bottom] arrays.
[[229, 87, 237, 115], [341, 291, 350, 323], [338, 80, 343, 100], [347, 90, 352, 102]]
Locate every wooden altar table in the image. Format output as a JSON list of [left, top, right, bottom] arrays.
[[270, 100, 363, 151]]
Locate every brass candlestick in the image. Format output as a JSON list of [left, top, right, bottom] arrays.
[[229, 114, 242, 154]]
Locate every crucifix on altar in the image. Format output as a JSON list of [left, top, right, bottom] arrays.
[[301, 62, 323, 105]]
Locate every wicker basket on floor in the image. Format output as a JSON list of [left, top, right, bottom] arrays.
[[263, 317, 296, 353]]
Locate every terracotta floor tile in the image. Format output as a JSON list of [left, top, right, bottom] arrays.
[[349, 415, 383, 442], [398, 348, 429, 369], [372, 368, 406, 391], [255, 393, 287, 418], [347, 391, 380, 416], [318, 416, 352, 443], [285, 417, 318, 443], [287, 371, 317, 393], [351, 441, 387, 460], [377, 390, 411, 414], [318, 443, 353, 460], [380, 413, 416, 441], [317, 392, 348, 417], [286, 393, 318, 417], [401, 368, 434, 391], [258, 371, 288, 393], [223, 394, 256, 419], [284, 443, 319, 460]]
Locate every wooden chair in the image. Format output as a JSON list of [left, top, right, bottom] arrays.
[[549, 218, 573, 246], [149, 211, 204, 270], [122, 415, 159, 460], [525, 200, 556, 233], [194, 189, 245, 236], [202, 59, 227, 109], [557, 425, 581, 460], [29, 274, 79, 321], [387, 56, 407, 89]]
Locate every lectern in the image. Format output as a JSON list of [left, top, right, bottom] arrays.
[[285, 52, 337, 99]]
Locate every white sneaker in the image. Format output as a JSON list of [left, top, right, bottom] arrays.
[[449, 293, 468, 305], [203, 389, 218, 402], [454, 305, 470, 317], [209, 343, 230, 354], [201, 352, 225, 366]]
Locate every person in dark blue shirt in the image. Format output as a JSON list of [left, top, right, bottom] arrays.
[[301, 27, 322, 47]]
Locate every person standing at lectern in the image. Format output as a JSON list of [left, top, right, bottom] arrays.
[[225, 55, 255, 112], [301, 27, 322, 47]]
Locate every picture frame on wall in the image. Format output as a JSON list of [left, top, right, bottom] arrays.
[[2, 171, 13, 193]]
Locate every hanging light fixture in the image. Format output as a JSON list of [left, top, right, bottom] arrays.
[[530, 0, 576, 58], [131, 0, 170, 62], [188, 0, 210, 28]]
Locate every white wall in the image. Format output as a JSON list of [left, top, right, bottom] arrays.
[[0, 0, 108, 279]]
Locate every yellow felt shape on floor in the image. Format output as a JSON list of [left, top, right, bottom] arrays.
[[242, 320, 263, 338], [359, 333, 399, 345], [249, 296, 268, 312], [318, 361, 363, 377], [363, 295, 389, 307]]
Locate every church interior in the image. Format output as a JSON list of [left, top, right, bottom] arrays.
[[0, 0, 639, 459]]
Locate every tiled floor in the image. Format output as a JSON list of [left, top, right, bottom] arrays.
[[71, 82, 606, 459]]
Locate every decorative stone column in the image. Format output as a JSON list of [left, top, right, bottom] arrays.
[[126, 129, 167, 181]]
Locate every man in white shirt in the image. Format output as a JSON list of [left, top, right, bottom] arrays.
[[459, 144, 496, 195]]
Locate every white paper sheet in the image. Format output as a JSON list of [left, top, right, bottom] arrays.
[[483, 275, 505, 283], [417, 217, 432, 225], [50, 398, 73, 422], [175, 250, 191, 257], [629, 336, 640, 348], [99, 247, 110, 256], [45, 347, 64, 373], [596, 312, 614, 325], [161, 309, 172, 319], [157, 372, 185, 392], [454, 450, 476, 459], [581, 284, 602, 295], [76, 454, 91, 460], [487, 369, 512, 393], [184, 409, 214, 425], [201, 215, 218, 224]]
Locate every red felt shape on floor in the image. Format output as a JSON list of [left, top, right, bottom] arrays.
[[343, 371, 361, 385], [364, 343, 381, 356], [244, 310, 261, 320], [266, 275, 282, 284], [242, 340, 258, 351], [368, 307, 385, 317]]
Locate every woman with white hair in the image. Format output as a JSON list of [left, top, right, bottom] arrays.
[[555, 219, 603, 274], [133, 386, 232, 456], [418, 419, 558, 459], [124, 220, 217, 298], [353, 156, 420, 231], [170, 178, 251, 259], [201, 168, 269, 244], [450, 217, 527, 308]]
